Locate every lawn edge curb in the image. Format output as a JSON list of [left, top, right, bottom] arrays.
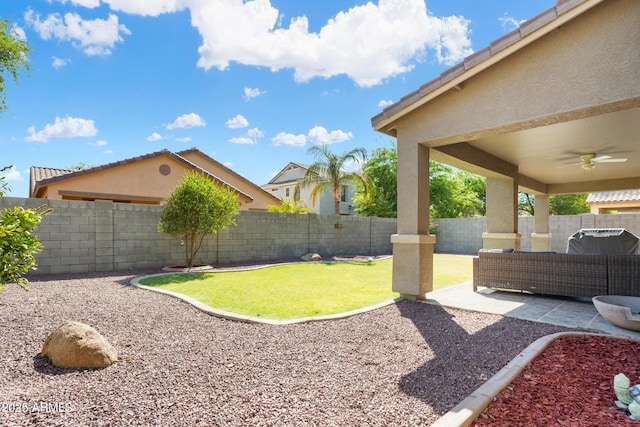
[[431, 331, 640, 427], [130, 273, 401, 325]]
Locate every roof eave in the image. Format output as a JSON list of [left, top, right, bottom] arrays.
[[371, 0, 604, 135]]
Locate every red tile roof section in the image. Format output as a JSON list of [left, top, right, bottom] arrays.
[[30, 149, 254, 201], [586, 190, 640, 204]]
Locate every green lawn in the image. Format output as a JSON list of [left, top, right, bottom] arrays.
[[139, 254, 473, 320]]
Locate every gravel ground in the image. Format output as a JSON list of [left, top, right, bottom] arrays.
[[1, 270, 582, 426]]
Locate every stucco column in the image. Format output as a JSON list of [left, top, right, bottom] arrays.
[[482, 177, 521, 250], [531, 194, 552, 251], [391, 140, 435, 300]]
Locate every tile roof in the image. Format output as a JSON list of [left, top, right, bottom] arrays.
[[586, 190, 640, 204], [176, 148, 280, 202], [29, 167, 74, 197], [371, 0, 598, 131], [30, 149, 253, 201]]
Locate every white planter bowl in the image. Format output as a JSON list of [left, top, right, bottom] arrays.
[[592, 295, 640, 332]]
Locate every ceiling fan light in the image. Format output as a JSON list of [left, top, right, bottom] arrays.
[[581, 162, 595, 170]]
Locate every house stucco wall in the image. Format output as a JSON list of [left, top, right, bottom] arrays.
[[262, 164, 358, 215], [1, 197, 396, 276], [179, 151, 279, 210]]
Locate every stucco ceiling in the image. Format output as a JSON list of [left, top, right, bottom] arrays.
[[461, 106, 640, 192]]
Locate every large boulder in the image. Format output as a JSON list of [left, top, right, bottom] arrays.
[[41, 321, 117, 369], [301, 253, 322, 262]]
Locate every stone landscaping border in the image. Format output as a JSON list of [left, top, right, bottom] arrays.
[[130, 256, 397, 325]]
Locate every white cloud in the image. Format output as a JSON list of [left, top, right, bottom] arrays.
[[433, 15, 473, 65], [271, 132, 306, 147], [187, 0, 473, 86], [229, 137, 256, 145], [225, 114, 249, 129], [47, 0, 100, 9], [499, 13, 525, 32], [166, 113, 206, 129], [307, 126, 353, 145], [248, 127, 263, 138], [229, 127, 264, 145], [102, 0, 187, 17], [223, 161, 233, 168], [26, 116, 98, 142], [88, 139, 107, 146], [52, 56, 71, 69], [52, 0, 101, 8], [244, 87, 266, 100], [25, 9, 131, 56], [80, 0, 472, 85], [10, 24, 27, 42], [176, 136, 192, 143], [342, 158, 362, 172], [1, 166, 23, 182], [378, 99, 394, 108], [147, 132, 163, 141]]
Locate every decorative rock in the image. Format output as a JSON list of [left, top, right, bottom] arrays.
[[41, 321, 117, 369], [301, 253, 322, 262]]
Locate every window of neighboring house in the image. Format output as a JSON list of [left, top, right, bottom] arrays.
[[271, 188, 278, 192], [285, 188, 290, 198], [340, 185, 347, 202]]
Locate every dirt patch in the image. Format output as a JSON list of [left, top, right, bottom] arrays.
[[473, 335, 640, 426]]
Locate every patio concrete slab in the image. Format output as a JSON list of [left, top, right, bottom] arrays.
[[424, 281, 640, 339]]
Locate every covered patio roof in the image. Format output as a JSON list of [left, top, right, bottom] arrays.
[[371, 0, 640, 300], [372, 0, 640, 195]]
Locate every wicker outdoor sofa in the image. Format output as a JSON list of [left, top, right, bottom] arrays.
[[473, 251, 640, 298]]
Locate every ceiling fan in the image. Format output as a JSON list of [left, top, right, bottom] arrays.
[[569, 153, 628, 170]]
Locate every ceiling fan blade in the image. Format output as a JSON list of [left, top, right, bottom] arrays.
[[596, 158, 627, 163], [591, 155, 612, 162]]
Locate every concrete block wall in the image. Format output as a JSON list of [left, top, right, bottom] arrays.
[[435, 214, 640, 254], [433, 217, 485, 254], [5, 195, 638, 275], [1, 197, 395, 276]]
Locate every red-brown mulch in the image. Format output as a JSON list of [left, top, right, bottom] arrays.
[[473, 335, 640, 426]]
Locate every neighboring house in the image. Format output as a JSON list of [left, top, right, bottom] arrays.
[[262, 162, 357, 215], [586, 190, 640, 214], [29, 148, 281, 210]]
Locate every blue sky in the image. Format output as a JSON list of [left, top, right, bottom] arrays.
[[1, 0, 555, 197]]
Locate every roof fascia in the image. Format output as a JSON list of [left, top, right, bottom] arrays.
[[178, 148, 280, 202], [372, 0, 604, 135]]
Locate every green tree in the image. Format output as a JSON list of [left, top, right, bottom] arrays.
[[297, 144, 370, 216], [158, 171, 239, 268], [0, 166, 51, 290], [0, 18, 31, 115], [550, 193, 589, 215], [354, 143, 397, 218], [519, 192, 535, 216], [267, 199, 310, 214], [354, 143, 486, 219], [429, 162, 485, 218], [519, 193, 589, 216], [66, 162, 97, 171]]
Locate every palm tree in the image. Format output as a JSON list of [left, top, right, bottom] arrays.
[[297, 144, 370, 216]]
